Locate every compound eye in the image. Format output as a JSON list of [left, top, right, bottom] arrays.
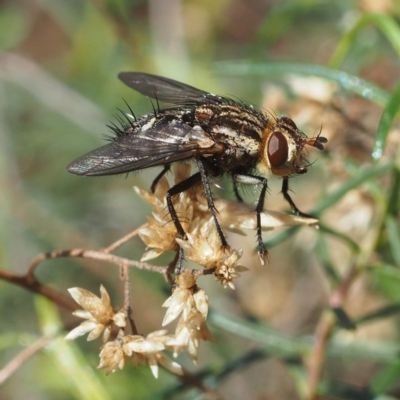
[[267, 131, 289, 168]]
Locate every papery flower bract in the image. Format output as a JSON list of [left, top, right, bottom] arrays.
[[176, 218, 225, 269], [65, 285, 126, 342], [166, 308, 215, 363], [123, 331, 182, 378], [98, 339, 126, 375], [193, 287, 209, 320], [135, 168, 197, 261], [214, 197, 319, 232], [162, 284, 194, 326], [215, 249, 249, 289], [139, 214, 179, 261], [162, 271, 209, 326]]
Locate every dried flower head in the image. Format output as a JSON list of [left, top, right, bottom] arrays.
[[166, 308, 215, 363], [65, 285, 126, 342], [176, 218, 226, 269], [98, 339, 126, 375], [162, 270, 208, 326], [215, 249, 249, 289], [160, 271, 213, 362], [135, 165, 197, 261], [136, 163, 319, 270], [123, 331, 183, 378]]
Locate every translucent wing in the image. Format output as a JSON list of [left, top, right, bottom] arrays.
[[67, 121, 212, 176], [118, 72, 222, 106]]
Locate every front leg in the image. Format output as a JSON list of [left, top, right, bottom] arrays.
[[281, 177, 313, 219], [233, 173, 269, 264], [151, 164, 170, 192], [166, 172, 202, 273], [197, 160, 229, 250]]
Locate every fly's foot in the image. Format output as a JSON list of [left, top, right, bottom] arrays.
[[258, 247, 269, 266], [221, 244, 231, 255]]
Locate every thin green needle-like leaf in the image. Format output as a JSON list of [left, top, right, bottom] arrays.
[[315, 235, 340, 283], [314, 162, 394, 214], [35, 296, 110, 400], [356, 302, 400, 325], [209, 310, 400, 363], [386, 215, 400, 266], [208, 310, 308, 357], [318, 223, 360, 253], [213, 61, 390, 106], [329, 13, 400, 68], [371, 358, 400, 395], [372, 80, 400, 161]]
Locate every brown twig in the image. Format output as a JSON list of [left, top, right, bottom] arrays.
[[120, 264, 139, 335], [0, 334, 55, 384], [192, 267, 216, 279], [27, 248, 167, 279], [306, 265, 360, 399], [1, 246, 168, 314], [0, 269, 77, 311], [103, 223, 148, 253], [179, 369, 225, 400]]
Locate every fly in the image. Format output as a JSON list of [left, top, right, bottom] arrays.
[[67, 72, 327, 270]]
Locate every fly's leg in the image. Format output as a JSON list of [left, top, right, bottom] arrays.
[[151, 164, 170, 193], [198, 160, 230, 250], [234, 173, 269, 264], [166, 172, 202, 274], [281, 177, 313, 219]]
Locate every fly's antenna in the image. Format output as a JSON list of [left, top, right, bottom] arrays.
[[304, 126, 328, 151]]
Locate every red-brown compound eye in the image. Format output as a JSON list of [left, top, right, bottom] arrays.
[[267, 131, 289, 168]]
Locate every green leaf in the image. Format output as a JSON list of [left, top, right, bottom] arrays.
[[372, 80, 400, 161], [371, 358, 400, 395], [318, 223, 360, 254], [209, 309, 400, 363], [213, 61, 390, 106], [329, 13, 400, 68], [35, 296, 110, 400], [314, 162, 394, 214], [386, 215, 400, 266], [356, 302, 400, 325]]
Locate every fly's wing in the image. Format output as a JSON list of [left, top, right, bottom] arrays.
[[118, 72, 222, 106], [67, 122, 211, 176]]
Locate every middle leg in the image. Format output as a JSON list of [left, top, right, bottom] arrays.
[[233, 173, 269, 264]]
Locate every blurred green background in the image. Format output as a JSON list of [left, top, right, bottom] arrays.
[[1, 0, 400, 399]]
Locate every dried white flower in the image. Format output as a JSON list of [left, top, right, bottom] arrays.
[[98, 339, 126, 375], [162, 271, 208, 326], [215, 249, 248, 289], [166, 308, 215, 363], [176, 218, 226, 269], [65, 285, 126, 342], [123, 331, 182, 378]]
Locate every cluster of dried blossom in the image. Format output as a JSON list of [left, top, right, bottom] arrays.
[[65, 164, 318, 377]]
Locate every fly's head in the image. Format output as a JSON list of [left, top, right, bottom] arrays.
[[257, 116, 327, 178]]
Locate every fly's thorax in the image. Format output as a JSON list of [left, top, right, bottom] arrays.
[[257, 116, 308, 177], [194, 103, 267, 167], [195, 103, 267, 140]]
